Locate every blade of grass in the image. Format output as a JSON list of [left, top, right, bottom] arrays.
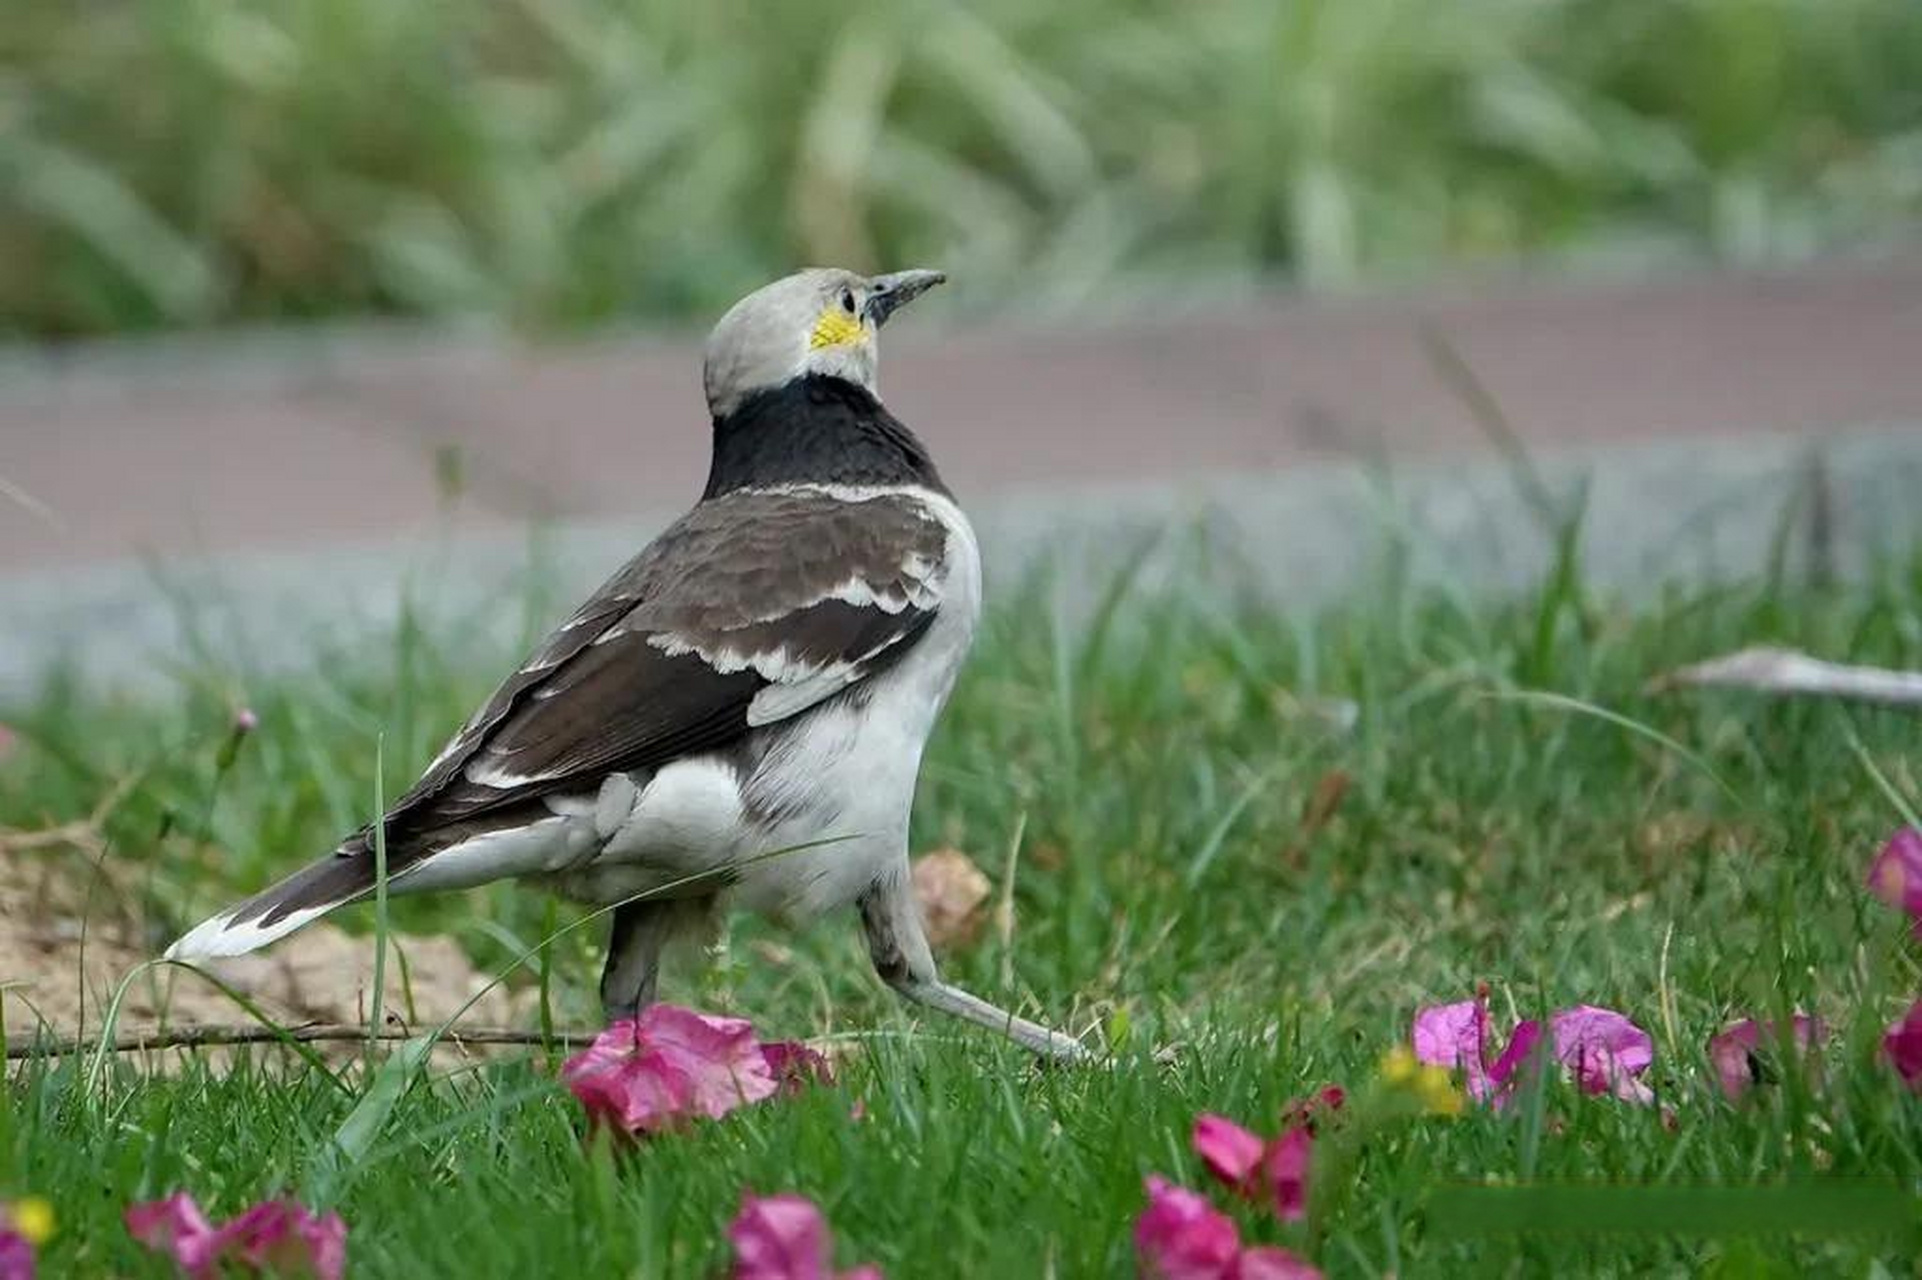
[[311, 1033, 435, 1201], [1482, 687, 1740, 802], [367, 735, 390, 1067], [83, 959, 349, 1096]]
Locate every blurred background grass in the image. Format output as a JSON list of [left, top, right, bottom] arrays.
[[4, 0, 1920, 339]]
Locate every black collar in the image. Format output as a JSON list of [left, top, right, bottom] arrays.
[[703, 375, 949, 499]]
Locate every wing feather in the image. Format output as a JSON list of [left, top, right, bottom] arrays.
[[366, 488, 950, 852]]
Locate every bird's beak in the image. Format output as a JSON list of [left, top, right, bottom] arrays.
[[864, 268, 946, 327]]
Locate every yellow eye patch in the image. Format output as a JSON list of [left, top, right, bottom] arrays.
[[809, 306, 867, 350]]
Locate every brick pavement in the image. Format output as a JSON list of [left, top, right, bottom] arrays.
[[7, 258, 1921, 571]]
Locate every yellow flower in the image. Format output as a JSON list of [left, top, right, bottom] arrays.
[[1414, 1065, 1465, 1117], [9, 1197, 54, 1246], [1378, 1046, 1419, 1084], [1377, 1047, 1465, 1115]]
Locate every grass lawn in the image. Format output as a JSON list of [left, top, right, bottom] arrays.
[[10, 0, 1922, 336], [3, 531, 1921, 1276]]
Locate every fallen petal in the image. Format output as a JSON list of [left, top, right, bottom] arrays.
[[1485, 1020, 1545, 1105], [761, 1041, 834, 1095], [1411, 999, 1488, 1069], [1885, 999, 1922, 1090], [1136, 1176, 1241, 1280], [1708, 1015, 1826, 1101], [911, 848, 993, 949], [1192, 1114, 1266, 1196], [562, 1024, 692, 1135], [1707, 1021, 1760, 1099], [1604, 1070, 1657, 1107], [1549, 1006, 1654, 1074], [1263, 1127, 1313, 1223], [0, 1232, 32, 1280], [125, 1193, 224, 1275], [1234, 1245, 1323, 1280], [639, 1004, 780, 1120], [1549, 1006, 1654, 1103], [1278, 1086, 1345, 1133], [126, 1194, 343, 1279], [1412, 998, 1492, 1098], [728, 1193, 881, 1280], [729, 1194, 832, 1280], [562, 1006, 780, 1135], [124, 1192, 213, 1248], [224, 1201, 348, 1280], [1868, 829, 1922, 934]]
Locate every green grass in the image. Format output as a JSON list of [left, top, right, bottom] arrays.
[[4, 530, 1922, 1275], [5, 0, 1921, 337]]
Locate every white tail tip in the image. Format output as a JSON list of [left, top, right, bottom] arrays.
[[164, 902, 331, 961]]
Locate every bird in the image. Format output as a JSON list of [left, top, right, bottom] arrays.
[[165, 267, 1087, 1062]]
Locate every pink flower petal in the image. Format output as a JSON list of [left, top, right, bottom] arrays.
[[562, 1006, 779, 1135], [1415, 995, 1659, 1108], [223, 1201, 347, 1280], [729, 1194, 832, 1280], [639, 1005, 779, 1119], [1278, 1086, 1345, 1133], [1474, 1019, 1547, 1110], [126, 1194, 344, 1279], [1706, 1019, 1761, 1099], [0, 1232, 33, 1280], [1548, 1006, 1654, 1104], [125, 1192, 213, 1248], [1605, 1071, 1657, 1107], [1192, 1114, 1266, 1195], [1135, 1176, 1242, 1280], [560, 1017, 642, 1086], [727, 1194, 880, 1280], [1486, 1019, 1543, 1088], [1549, 1006, 1654, 1074], [125, 1193, 224, 1276], [1413, 998, 1494, 1098], [761, 1041, 834, 1095], [1234, 1245, 1323, 1280], [1868, 829, 1922, 935], [1708, 1015, 1826, 1101], [1263, 1127, 1313, 1223], [562, 1021, 692, 1135], [1411, 999, 1488, 1070], [1885, 998, 1922, 1090]]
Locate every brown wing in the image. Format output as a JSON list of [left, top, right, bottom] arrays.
[[365, 487, 950, 852]]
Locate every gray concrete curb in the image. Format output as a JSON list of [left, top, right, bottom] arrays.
[[7, 421, 1921, 704]]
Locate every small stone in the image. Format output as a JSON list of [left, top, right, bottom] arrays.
[[911, 848, 992, 949]]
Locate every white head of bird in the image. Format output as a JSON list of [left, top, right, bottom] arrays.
[[702, 267, 946, 418]]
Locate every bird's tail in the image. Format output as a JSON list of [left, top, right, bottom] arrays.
[[164, 839, 383, 961]]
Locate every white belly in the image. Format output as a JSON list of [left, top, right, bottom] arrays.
[[552, 491, 982, 922]]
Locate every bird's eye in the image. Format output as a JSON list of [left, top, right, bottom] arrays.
[[840, 289, 857, 314]]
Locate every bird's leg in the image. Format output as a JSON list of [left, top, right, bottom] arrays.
[[599, 900, 666, 1022], [857, 872, 1089, 1063]]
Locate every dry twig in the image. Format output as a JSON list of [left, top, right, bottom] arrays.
[[1647, 646, 1922, 708], [6, 1022, 594, 1060]]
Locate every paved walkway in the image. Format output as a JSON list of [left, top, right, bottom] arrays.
[[6, 257, 1922, 570]]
